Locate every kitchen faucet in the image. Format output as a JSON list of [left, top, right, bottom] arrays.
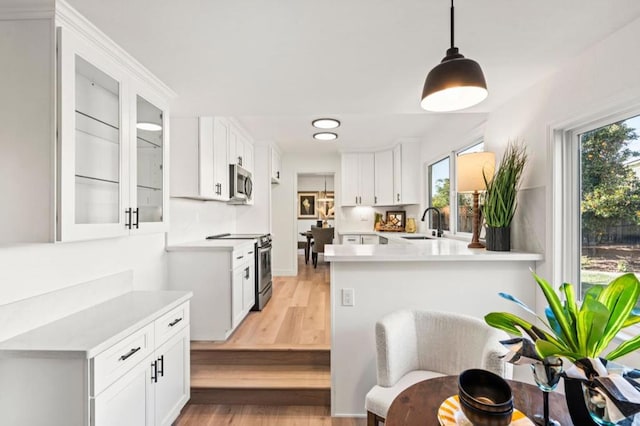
[[421, 207, 443, 237]]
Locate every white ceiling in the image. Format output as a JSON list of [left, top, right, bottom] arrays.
[[68, 0, 640, 154]]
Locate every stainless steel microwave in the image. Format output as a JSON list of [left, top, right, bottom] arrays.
[[229, 164, 253, 204]]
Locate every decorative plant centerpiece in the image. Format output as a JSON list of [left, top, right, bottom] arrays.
[[485, 272, 640, 425], [482, 141, 527, 251]]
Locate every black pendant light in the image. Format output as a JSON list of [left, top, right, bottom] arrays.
[[421, 0, 488, 112]]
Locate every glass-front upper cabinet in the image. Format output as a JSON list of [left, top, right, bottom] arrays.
[[132, 94, 169, 232], [57, 27, 170, 241]]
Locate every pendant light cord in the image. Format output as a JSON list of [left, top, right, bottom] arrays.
[[450, 0, 455, 49]]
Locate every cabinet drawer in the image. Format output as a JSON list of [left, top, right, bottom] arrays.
[[342, 235, 361, 245], [155, 302, 189, 346], [232, 246, 254, 269], [92, 323, 155, 396]]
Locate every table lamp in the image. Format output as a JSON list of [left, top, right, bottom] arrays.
[[457, 152, 495, 248]]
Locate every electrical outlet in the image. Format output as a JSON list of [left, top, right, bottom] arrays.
[[342, 288, 355, 306]]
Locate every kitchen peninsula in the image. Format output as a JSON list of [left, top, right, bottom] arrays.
[[325, 236, 542, 417]]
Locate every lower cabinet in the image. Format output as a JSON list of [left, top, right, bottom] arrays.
[[168, 242, 256, 341], [0, 292, 191, 426], [342, 234, 379, 244]]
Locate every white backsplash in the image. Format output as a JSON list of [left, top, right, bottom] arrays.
[[339, 205, 421, 232]]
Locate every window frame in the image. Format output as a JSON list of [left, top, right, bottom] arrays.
[[553, 106, 640, 292], [426, 140, 485, 236]]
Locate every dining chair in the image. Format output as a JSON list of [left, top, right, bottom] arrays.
[[310, 227, 334, 268], [365, 309, 512, 426]]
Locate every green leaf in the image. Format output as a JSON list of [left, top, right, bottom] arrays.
[[532, 272, 579, 351], [595, 273, 640, 354], [606, 333, 640, 360], [576, 298, 609, 357], [484, 312, 563, 347], [622, 314, 640, 328], [536, 339, 581, 361], [561, 282, 579, 326]]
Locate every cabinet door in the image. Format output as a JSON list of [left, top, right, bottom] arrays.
[[242, 263, 255, 312], [212, 118, 230, 201], [154, 328, 190, 426], [197, 117, 216, 199], [341, 154, 360, 206], [131, 93, 169, 233], [361, 235, 379, 244], [393, 145, 402, 204], [374, 150, 394, 206], [244, 141, 254, 174], [359, 153, 375, 206], [228, 127, 238, 166], [92, 354, 154, 426], [232, 267, 244, 328], [57, 27, 129, 241]]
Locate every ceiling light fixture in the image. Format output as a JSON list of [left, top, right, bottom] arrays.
[[136, 122, 163, 131], [313, 132, 338, 141], [312, 118, 340, 129], [420, 0, 488, 112]]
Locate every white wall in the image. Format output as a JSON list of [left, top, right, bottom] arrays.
[[272, 152, 341, 276], [297, 175, 335, 238]]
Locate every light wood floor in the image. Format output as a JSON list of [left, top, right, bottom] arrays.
[[174, 254, 365, 425], [192, 252, 331, 349]]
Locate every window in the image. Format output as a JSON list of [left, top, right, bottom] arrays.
[[428, 157, 450, 231], [426, 141, 485, 235], [558, 112, 640, 300]]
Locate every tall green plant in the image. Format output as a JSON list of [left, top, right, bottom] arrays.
[[485, 272, 640, 362], [483, 142, 527, 227]]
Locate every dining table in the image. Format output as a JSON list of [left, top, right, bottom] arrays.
[[385, 375, 573, 426], [300, 231, 313, 264]]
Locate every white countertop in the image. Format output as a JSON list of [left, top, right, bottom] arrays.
[[325, 236, 542, 262], [166, 239, 255, 252], [0, 291, 192, 358]]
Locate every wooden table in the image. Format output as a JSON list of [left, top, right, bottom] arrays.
[[385, 375, 573, 426], [300, 231, 313, 264]]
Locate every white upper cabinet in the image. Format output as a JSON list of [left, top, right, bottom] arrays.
[[228, 121, 254, 173], [342, 142, 420, 208], [394, 142, 420, 205], [56, 23, 172, 242], [341, 153, 375, 206], [271, 147, 282, 183], [171, 116, 229, 201], [374, 150, 394, 206]]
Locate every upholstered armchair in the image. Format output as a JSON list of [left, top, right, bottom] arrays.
[[365, 309, 512, 425]]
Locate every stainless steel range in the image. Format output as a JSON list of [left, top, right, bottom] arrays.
[[206, 233, 272, 310]]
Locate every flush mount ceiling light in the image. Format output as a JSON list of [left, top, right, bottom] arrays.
[[312, 118, 341, 129], [136, 122, 163, 131], [420, 0, 488, 112], [313, 132, 338, 141]]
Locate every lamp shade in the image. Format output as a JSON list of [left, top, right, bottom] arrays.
[[457, 151, 495, 193], [421, 48, 488, 112]]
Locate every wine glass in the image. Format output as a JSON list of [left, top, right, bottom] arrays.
[[582, 382, 634, 425], [531, 356, 563, 426]]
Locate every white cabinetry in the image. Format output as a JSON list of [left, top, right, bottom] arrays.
[[271, 147, 282, 184], [374, 150, 394, 206], [167, 242, 256, 341], [342, 234, 379, 244], [341, 153, 375, 206], [341, 142, 420, 208], [393, 142, 420, 205], [1, 0, 174, 243], [0, 292, 191, 426], [56, 9, 172, 242], [170, 117, 229, 201], [229, 121, 254, 173]]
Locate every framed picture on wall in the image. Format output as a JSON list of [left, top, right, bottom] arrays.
[[317, 192, 335, 219], [298, 192, 317, 219]]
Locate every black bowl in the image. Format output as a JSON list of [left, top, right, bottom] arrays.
[[459, 397, 513, 426], [458, 369, 513, 413]]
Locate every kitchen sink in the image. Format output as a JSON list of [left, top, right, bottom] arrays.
[[402, 236, 433, 240]]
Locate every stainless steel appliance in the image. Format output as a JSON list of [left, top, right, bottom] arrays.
[[228, 164, 253, 204], [205, 233, 272, 310]]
